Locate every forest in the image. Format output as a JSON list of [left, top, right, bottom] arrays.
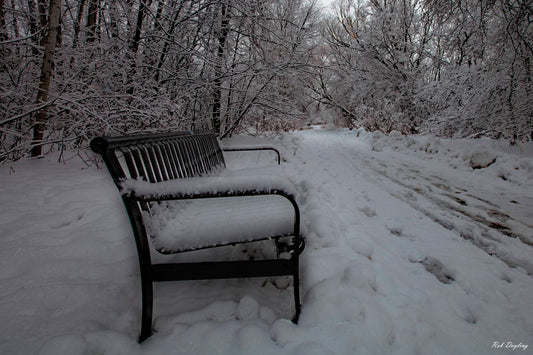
[[1, 0, 532, 162]]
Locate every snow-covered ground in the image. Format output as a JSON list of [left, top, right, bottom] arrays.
[[1, 128, 532, 354]]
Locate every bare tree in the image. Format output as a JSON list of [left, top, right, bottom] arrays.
[[30, 0, 62, 157]]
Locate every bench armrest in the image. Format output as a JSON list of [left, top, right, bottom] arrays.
[[222, 146, 281, 164]]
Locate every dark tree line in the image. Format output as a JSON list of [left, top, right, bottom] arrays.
[[0, 0, 320, 161], [0, 0, 531, 162]]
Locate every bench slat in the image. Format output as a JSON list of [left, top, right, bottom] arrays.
[[177, 139, 194, 177], [120, 148, 138, 180], [186, 136, 204, 175], [146, 144, 164, 182], [159, 143, 176, 180], [166, 141, 184, 178], [131, 148, 149, 181]]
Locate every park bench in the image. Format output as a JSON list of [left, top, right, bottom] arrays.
[[90, 131, 305, 343]]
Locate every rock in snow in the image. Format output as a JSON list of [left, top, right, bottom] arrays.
[[469, 151, 497, 169]]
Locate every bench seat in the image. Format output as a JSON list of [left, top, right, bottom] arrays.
[[145, 195, 302, 253]]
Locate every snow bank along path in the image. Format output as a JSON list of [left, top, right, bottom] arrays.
[[0, 128, 532, 354]]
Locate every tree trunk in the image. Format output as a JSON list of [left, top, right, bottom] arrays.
[[0, 0, 6, 42], [107, 1, 119, 39], [212, 1, 229, 134], [155, 0, 186, 83], [73, 0, 87, 46], [27, 0, 40, 56], [30, 0, 62, 157], [130, 0, 150, 53], [38, 0, 46, 45], [86, 0, 98, 42], [127, 0, 150, 95]]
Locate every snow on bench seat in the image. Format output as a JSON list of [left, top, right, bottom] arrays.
[[121, 166, 303, 253], [145, 195, 299, 253]]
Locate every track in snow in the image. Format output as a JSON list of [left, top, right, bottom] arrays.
[[352, 141, 533, 276]]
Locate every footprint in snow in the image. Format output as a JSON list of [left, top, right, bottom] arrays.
[[50, 214, 85, 229], [411, 257, 455, 284], [385, 218, 404, 236], [356, 193, 377, 217]]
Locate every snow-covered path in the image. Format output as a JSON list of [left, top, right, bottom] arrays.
[[281, 130, 533, 354], [354, 137, 533, 271], [1, 129, 532, 354]]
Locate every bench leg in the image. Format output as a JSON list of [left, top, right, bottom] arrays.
[[138, 279, 153, 343], [292, 259, 301, 324]]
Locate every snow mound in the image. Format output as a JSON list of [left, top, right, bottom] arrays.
[[357, 128, 533, 186]]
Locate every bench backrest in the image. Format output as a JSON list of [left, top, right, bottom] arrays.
[[90, 131, 227, 270], [90, 131, 225, 186]]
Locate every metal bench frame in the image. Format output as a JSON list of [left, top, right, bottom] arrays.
[[90, 131, 303, 343]]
